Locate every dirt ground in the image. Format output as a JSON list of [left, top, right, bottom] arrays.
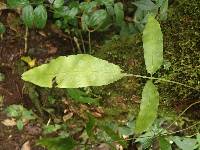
[[0, 9, 75, 149]]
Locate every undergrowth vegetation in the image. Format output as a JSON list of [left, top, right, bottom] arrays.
[[0, 0, 199, 150]]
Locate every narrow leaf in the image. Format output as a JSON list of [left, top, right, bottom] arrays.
[[133, 0, 157, 10], [114, 2, 124, 25], [34, 5, 47, 29], [135, 80, 159, 134], [22, 5, 34, 28], [143, 15, 163, 75], [22, 54, 125, 88]]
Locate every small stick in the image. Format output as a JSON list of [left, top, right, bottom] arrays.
[[24, 26, 28, 53]]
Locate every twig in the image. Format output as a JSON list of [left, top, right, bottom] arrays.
[[125, 74, 199, 91], [24, 26, 28, 53]]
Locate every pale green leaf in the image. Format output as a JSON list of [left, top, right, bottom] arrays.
[[159, 137, 172, 150], [22, 54, 125, 88], [143, 15, 163, 75], [53, 0, 64, 8], [34, 5, 47, 29], [135, 80, 159, 133], [16, 119, 24, 130], [197, 133, 200, 148], [22, 5, 34, 28], [172, 136, 197, 150]]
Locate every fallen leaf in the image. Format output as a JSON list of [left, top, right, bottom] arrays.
[[1, 118, 16, 126], [63, 113, 73, 122], [21, 56, 36, 67], [21, 141, 31, 150], [0, 2, 7, 11]]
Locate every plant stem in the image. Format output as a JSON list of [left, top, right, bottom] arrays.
[[88, 31, 92, 54], [125, 74, 199, 91], [166, 100, 200, 130], [79, 31, 86, 53]]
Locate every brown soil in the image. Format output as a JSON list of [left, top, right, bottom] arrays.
[[0, 10, 73, 149]]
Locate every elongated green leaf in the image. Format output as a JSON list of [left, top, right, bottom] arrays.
[[143, 15, 163, 75], [22, 5, 34, 28], [114, 2, 124, 25], [0, 22, 6, 34], [37, 136, 76, 150], [34, 5, 47, 29], [22, 54, 125, 88], [159, 137, 172, 150], [7, 0, 29, 8], [135, 80, 159, 134], [53, 0, 64, 8], [67, 88, 99, 105]]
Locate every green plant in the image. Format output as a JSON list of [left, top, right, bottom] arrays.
[[5, 104, 36, 130]]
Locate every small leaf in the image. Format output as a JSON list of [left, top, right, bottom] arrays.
[[159, 137, 172, 150], [135, 80, 159, 134], [22, 54, 125, 88], [172, 136, 197, 150], [88, 9, 108, 30], [37, 136, 76, 150], [133, 0, 157, 10], [0, 22, 6, 34], [53, 0, 64, 8], [143, 15, 163, 75], [21, 56, 36, 67], [34, 5, 47, 29], [114, 2, 124, 25], [43, 124, 61, 134], [101, 125, 127, 147], [7, 0, 29, 8], [67, 88, 99, 105], [17, 119, 24, 130], [22, 5, 34, 28]]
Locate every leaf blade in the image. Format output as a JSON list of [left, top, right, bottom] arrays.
[[22, 54, 125, 88], [34, 5, 47, 29], [135, 80, 159, 134], [143, 15, 163, 75], [22, 5, 34, 28]]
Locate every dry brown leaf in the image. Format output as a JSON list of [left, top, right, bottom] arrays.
[[63, 112, 73, 122], [0, 2, 7, 10], [1, 118, 16, 126], [21, 141, 31, 150]]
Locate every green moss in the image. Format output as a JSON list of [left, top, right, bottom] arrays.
[[93, 0, 199, 113], [158, 0, 200, 101]]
